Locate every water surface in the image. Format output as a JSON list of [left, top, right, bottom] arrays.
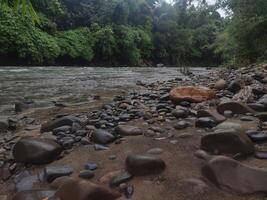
[[0, 67, 209, 116]]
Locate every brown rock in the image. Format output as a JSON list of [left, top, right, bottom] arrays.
[[170, 86, 216, 104], [202, 156, 267, 194], [201, 129, 255, 156], [55, 179, 121, 200]]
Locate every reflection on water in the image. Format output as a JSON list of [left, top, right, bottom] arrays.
[[0, 66, 209, 115]]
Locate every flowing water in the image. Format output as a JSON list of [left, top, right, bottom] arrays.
[[0, 67, 209, 117]]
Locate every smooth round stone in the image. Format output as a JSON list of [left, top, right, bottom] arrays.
[[174, 121, 189, 129], [79, 170, 94, 179], [255, 151, 267, 159], [195, 117, 216, 128]]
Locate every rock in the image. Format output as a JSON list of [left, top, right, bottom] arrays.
[[169, 86, 216, 104], [126, 154, 166, 176], [92, 129, 115, 144], [195, 117, 217, 129], [248, 103, 266, 112], [227, 80, 242, 93], [13, 138, 62, 164], [124, 185, 134, 199], [0, 120, 8, 133], [53, 126, 72, 135], [174, 121, 189, 129], [172, 108, 189, 119], [94, 144, 109, 151], [50, 176, 73, 189], [255, 151, 267, 159], [79, 170, 94, 179], [258, 94, 267, 108], [115, 125, 143, 136], [201, 129, 255, 156], [214, 79, 226, 90], [13, 190, 57, 200], [147, 148, 164, 155], [256, 112, 267, 122], [217, 101, 255, 115], [202, 156, 267, 194], [213, 122, 243, 132], [246, 131, 267, 143], [85, 163, 98, 171], [197, 109, 226, 123], [44, 165, 73, 183], [41, 116, 82, 133], [55, 178, 121, 200], [109, 171, 132, 187]]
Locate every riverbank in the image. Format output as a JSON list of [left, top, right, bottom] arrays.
[[1, 64, 267, 200]]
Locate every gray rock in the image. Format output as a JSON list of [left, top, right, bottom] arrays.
[[115, 125, 143, 136], [201, 129, 254, 156], [92, 129, 115, 144], [44, 165, 73, 183], [109, 172, 132, 187], [174, 121, 189, 129], [41, 116, 82, 133], [227, 80, 242, 93], [13, 138, 62, 164], [126, 154, 166, 176], [195, 117, 216, 128], [79, 170, 94, 179], [0, 120, 8, 133]]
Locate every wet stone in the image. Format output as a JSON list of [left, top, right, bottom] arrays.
[[44, 165, 73, 183], [174, 121, 189, 130], [79, 170, 94, 179]]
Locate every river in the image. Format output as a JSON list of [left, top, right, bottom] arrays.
[[0, 67, 210, 117]]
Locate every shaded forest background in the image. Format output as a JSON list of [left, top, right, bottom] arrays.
[[0, 0, 266, 67]]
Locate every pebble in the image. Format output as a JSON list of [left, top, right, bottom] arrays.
[[79, 170, 94, 179]]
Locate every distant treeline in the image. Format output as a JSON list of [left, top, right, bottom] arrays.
[[0, 0, 266, 67]]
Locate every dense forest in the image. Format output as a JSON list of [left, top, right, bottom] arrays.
[[0, 0, 266, 67]]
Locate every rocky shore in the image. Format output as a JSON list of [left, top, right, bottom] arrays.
[[1, 64, 267, 200]]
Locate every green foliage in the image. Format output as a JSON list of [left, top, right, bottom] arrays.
[[56, 28, 94, 61], [216, 0, 267, 65], [0, 6, 59, 64], [93, 27, 117, 63]]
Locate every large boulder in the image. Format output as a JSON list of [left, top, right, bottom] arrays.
[[41, 116, 82, 133], [216, 101, 255, 115], [169, 86, 216, 104], [92, 129, 115, 144], [126, 154, 166, 176], [13, 138, 62, 164], [201, 129, 255, 156], [13, 190, 57, 200], [115, 125, 143, 136], [55, 178, 121, 200], [202, 156, 267, 194]]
